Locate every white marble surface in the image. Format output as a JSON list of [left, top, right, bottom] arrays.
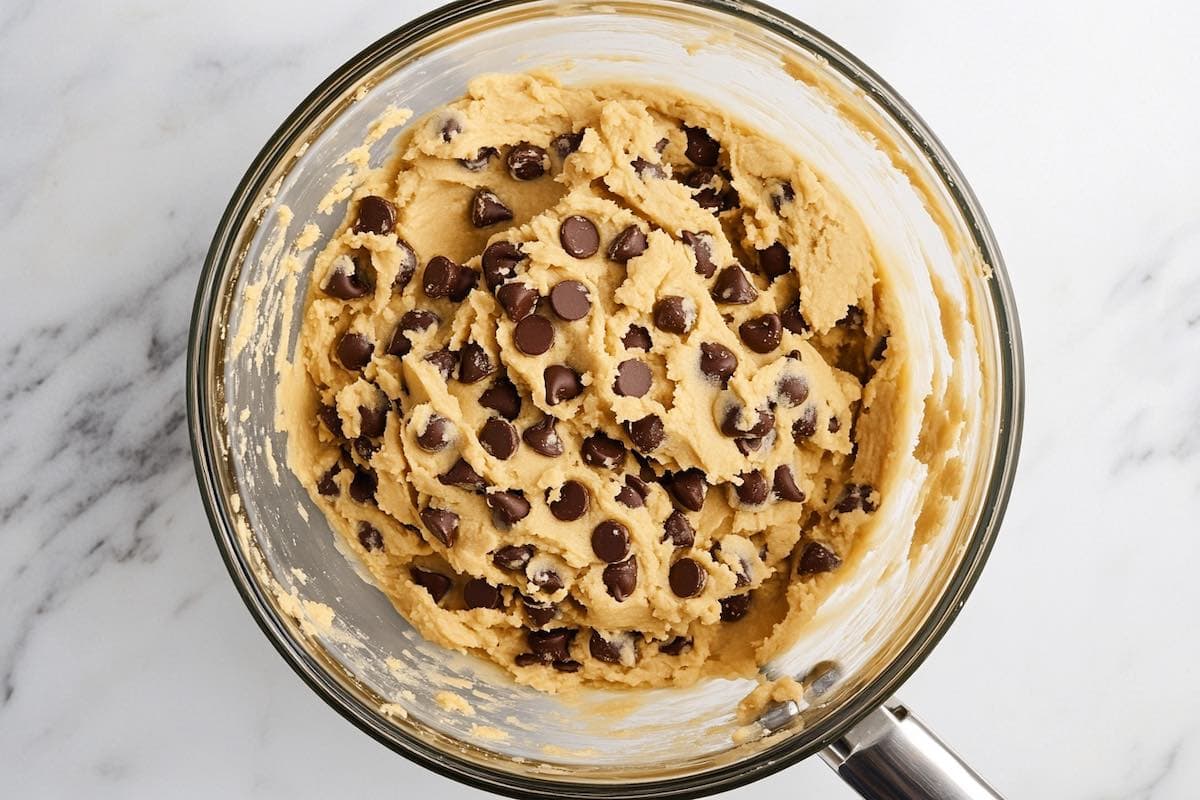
[[2, 0, 1198, 796]]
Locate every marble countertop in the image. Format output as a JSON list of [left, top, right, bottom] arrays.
[[3, 0, 1198, 796]]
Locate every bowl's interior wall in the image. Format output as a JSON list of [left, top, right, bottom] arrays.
[[214, 1, 999, 780]]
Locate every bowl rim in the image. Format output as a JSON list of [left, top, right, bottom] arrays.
[[187, 0, 1024, 796]]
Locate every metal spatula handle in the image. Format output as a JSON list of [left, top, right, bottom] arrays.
[[821, 702, 1003, 800]]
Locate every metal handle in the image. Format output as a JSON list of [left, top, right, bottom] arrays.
[[820, 701, 1003, 800]]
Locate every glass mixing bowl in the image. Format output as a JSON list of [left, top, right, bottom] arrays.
[[187, 1, 1023, 797]]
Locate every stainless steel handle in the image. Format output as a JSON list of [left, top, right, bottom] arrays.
[[820, 701, 1003, 800]]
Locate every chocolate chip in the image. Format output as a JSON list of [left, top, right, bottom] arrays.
[[757, 242, 791, 280], [602, 557, 638, 602], [349, 467, 377, 503], [316, 463, 340, 496], [872, 335, 890, 362], [625, 474, 651, 501], [589, 630, 625, 663], [522, 415, 563, 457], [683, 125, 720, 167], [552, 130, 585, 157], [659, 636, 692, 655], [336, 332, 374, 371], [582, 432, 626, 468], [496, 282, 539, 321], [354, 436, 379, 460], [772, 181, 796, 212], [357, 522, 384, 552], [528, 628, 575, 660], [624, 415, 664, 453], [325, 262, 371, 299], [682, 166, 715, 189], [734, 437, 763, 456], [514, 652, 543, 667], [665, 469, 707, 512], [663, 510, 695, 547], [423, 255, 460, 298], [464, 578, 503, 610], [514, 315, 555, 356], [487, 490, 531, 525], [798, 541, 841, 575], [449, 266, 478, 302], [424, 348, 458, 380], [720, 405, 774, 438], [548, 480, 589, 521], [544, 365, 582, 405], [792, 406, 818, 441], [669, 558, 706, 597], [529, 567, 564, 594], [387, 309, 439, 356], [358, 404, 387, 438], [773, 465, 805, 502], [682, 168, 737, 214], [699, 342, 737, 387], [607, 226, 647, 263], [614, 359, 651, 397], [318, 405, 344, 438], [591, 521, 630, 564], [838, 305, 866, 328], [711, 266, 757, 304], [440, 116, 462, 141], [553, 659, 582, 673], [735, 471, 769, 506], [393, 241, 418, 291], [549, 280, 591, 320], [507, 143, 549, 180], [470, 188, 513, 228], [411, 566, 451, 603], [828, 416, 841, 434], [615, 484, 643, 508], [777, 375, 809, 407], [459, 146, 497, 171], [622, 325, 652, 351], [682, 231, 716, 277], [399, 308, 439, 334], [353, 195, 396, 235], [834, 483, 876, 514], [653, 296, 694, 334], [781, 300, 810, 334], [420, 506, 459, 547], [493, 544, 534, 572], [720, 593, 750, 622], [458, 342, 494, 383], [480, 377, 521, 420], [438, 458, 486, 492], [739, 314, 782, 353], [560, 215, 600, 258], [731, 554, 753, 588], [479, 418, 518, 459], [482, 240, 524, 292], [632, 157, 666, 180], [518, 597, 555, 628]]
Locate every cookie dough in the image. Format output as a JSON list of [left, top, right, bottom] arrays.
[[287, 72, 897, 691]]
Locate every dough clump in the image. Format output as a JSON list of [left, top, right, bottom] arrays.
[[288, 73, 896, 691]]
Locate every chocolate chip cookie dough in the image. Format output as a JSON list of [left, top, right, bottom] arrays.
[[286, 72, 897, 691]]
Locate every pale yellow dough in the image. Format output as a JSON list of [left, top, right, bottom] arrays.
[[287, 73, 901, 691]]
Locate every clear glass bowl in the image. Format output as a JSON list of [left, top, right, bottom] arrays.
[[187, 1, 1023, 797]]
